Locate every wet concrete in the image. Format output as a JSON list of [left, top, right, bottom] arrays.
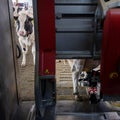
[[55, 100, 120, 120], [14, 100, 120, 120], [56, 100, 113, 113], [13, 101, 34, 120], [17, 45, 35, 101]]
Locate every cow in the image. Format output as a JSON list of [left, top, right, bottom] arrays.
[[14, 9, 35, 66], [67, 59, 100, 100]]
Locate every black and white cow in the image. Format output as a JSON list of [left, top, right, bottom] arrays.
[[15, 10, 35, 66], [67, 59, 100, 100]]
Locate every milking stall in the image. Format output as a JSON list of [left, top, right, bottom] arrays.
[[2, 0, 120, 120]]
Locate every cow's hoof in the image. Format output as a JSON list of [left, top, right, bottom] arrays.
[[73, 92, 79, 95], [21, 63, 26, 67], [75, 95, 79, 101]]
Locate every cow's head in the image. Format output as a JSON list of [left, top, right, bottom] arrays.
[[16, 10, 33, 37]]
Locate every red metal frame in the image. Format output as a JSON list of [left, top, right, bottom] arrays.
[[37, 0, 56, 76], [101, 9, 120, 95]]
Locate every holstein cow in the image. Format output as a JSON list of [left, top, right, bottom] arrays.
[[15, 10, 35, 66], [67, 59, 100, 100]]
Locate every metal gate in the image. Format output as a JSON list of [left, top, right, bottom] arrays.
[[33, 0, 102, 119]]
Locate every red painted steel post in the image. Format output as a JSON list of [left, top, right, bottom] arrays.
[[101, 9, 120, 95], [37, 0, 56, 77]]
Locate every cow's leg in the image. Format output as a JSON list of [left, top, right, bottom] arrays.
[[67, 59, 73, 70], [22, 47, 27, 66], [32, 42, 35, 65], [18, 37, 27, 66], [71, 59, 86, 100], [72, 71, 79, 94], [25, 44, 28, 54]]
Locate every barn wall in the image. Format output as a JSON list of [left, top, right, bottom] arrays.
[[0, 0, 18, 120]]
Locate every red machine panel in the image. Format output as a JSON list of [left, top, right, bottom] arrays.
[[37, 0, 56, 76], [101, 9, 120, 95]]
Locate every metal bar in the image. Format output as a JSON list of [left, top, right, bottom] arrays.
[[56, 112, 99, 117], [55, 0, 97, 5], [39, 75, 55, 80], [56, 51, 93, 59]]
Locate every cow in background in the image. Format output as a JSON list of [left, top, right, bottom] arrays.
[[14, 9, 35, 66]]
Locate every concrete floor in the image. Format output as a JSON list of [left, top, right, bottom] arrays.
[[13, 100, 120, 120]]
